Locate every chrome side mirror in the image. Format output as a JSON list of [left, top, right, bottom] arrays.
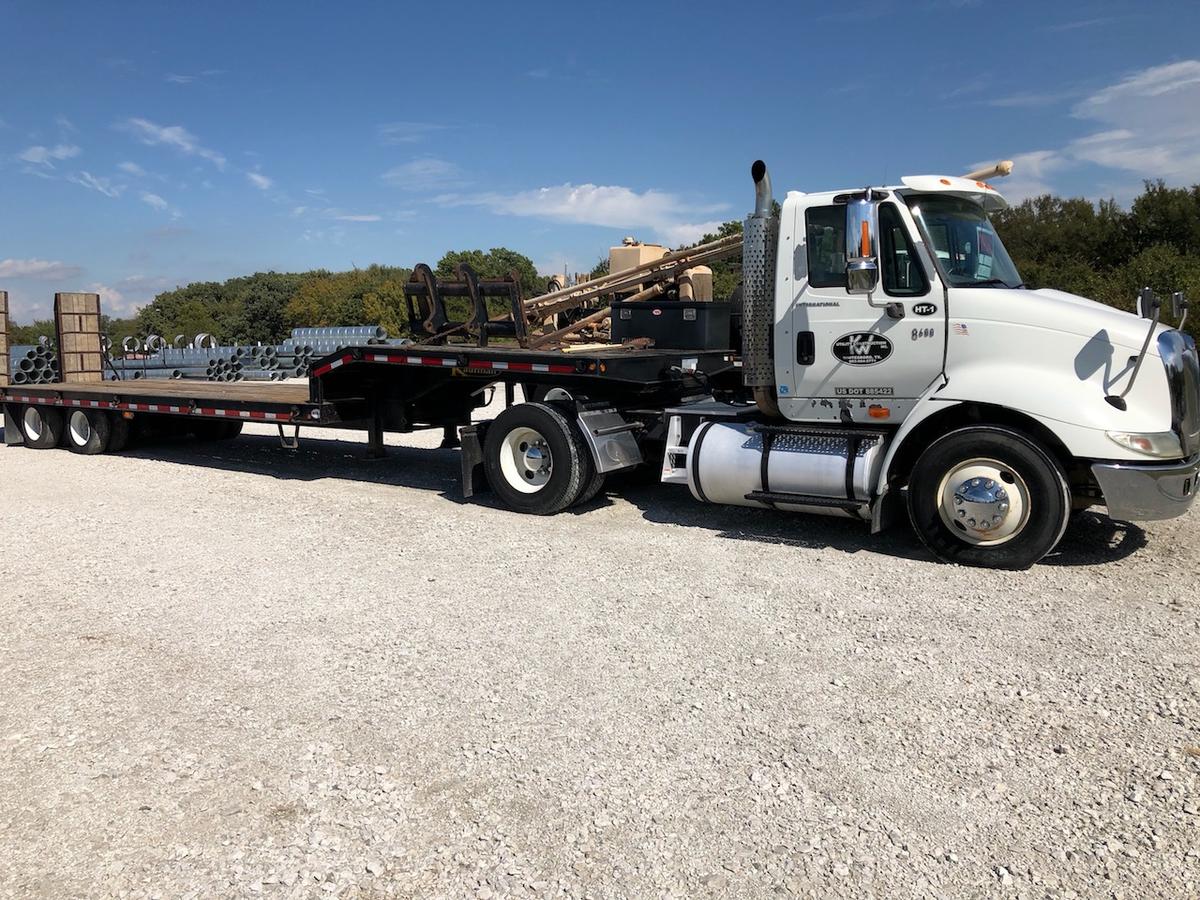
[[845, 196, 879, 295]]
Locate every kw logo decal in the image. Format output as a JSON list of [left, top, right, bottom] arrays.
[[831, 332, 894, 366]]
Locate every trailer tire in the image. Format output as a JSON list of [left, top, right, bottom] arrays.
[[65, 408, 111, 455], [192, 419, 244, 441], [484, 402, 585, 515], [907, 426, 1070, 570], [19, 404, 64, 449], [107, 413, 131, 452], [568, 424, 606, 507]]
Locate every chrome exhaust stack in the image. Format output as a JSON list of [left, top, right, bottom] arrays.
[[742, 160, 781, 414]]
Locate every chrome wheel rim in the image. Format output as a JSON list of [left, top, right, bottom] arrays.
[[499, 426, 552, 493], [23, 407, 43, 441], [68, 410, 91, 446], [936, 457, 1031, 546]]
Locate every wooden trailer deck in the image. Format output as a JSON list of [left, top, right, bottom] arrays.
[[1, 378, 328, 425]]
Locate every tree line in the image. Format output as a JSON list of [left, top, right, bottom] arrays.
[[8, 180, 1199, 346]]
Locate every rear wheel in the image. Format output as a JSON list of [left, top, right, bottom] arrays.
[[483, 402, 584, 515], [20, 405, 64, 449], [65, 409, 111, 455], [907, 426, 1070, 570]]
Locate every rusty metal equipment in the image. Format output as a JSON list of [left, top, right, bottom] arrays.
[[403, 263, 528, 347], [522, 233, 742, 324]]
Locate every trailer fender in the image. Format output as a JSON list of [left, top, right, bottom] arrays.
[[575, 407, 643, 474]]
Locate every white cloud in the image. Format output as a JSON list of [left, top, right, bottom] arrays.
[[140, 192, 168, 211], [0, 258, 82, 280], [120, 117, 226, 169], [246, 172, 273, 190], [165, 73, 196, 84], [441, 182, 728, 244], [974, 59, 1200, 202], [19, 143, 81, 167], [88, 282, 128, 313], [1065, 61, 1200, 181], [67, 171, 123, 198], [377, 122, 447, 144], [330, 213, 381, 222], [118, 161, 147, 176], [382, 157, 466, 190]]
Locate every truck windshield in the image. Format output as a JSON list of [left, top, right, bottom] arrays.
[[905, 195, 1023, 289]]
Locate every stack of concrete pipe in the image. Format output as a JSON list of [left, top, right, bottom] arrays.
[[104, 326, 409, 382], [8, 339, 59, 385]]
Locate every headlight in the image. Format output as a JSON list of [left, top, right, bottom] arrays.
[[1105, 430, 1184, 458]]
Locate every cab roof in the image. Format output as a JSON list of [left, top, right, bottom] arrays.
[[897, 175, 1008, 211]]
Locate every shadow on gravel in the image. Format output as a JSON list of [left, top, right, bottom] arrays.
[[8, 429, 1149, 568], [1041, 511, 1147, 566]]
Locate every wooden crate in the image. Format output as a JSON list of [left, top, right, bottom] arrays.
[[54, 292, 104, 383], [0, 291, 8, 386]]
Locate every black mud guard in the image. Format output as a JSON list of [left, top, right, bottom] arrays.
[[460, 422, 489, 497]]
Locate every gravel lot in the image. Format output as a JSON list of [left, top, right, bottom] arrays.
[[1, 400, 1197, 899]]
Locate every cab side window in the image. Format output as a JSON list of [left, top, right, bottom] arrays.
[[805, 206, 847, 289], [880, 203, 929, 296]]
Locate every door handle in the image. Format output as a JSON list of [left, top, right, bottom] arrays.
[[796, 331, 815, 366]]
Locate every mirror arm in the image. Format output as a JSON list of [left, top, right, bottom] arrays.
[[1106, 288, 1160, 410]]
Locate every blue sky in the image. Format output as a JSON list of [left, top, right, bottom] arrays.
[[2, 0, 1199, 321]]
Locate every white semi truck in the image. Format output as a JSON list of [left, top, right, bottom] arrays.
[[3, 160, 1196, 570], [660, 161, 1199, 568]]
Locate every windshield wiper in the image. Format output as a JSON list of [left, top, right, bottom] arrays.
[[963, 278, 1020, 289]]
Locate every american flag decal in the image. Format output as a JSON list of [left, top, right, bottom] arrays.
[[952, 323, 969, 336]]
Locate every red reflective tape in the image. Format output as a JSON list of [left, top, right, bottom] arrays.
[[312, 354, 352, 377], [420, 356, 446, 366]]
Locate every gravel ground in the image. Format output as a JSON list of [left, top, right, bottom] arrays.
[[0, 400, 1197, 899]]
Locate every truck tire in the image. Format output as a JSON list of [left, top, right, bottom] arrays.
[[64, 408, 111, 455], [20, 404, 64, 449], [907, 426, 1071, 570], [483, 402, 585, 515], [544, 398, 606, 507]]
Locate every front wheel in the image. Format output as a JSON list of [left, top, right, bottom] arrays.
[[907, 426, 1070, 570]]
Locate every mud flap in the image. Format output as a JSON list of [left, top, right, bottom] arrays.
[[3, 404, 23, 446], [460, 423, 488, 498]]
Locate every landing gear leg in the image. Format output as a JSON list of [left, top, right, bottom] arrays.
[[367, 398, 386, 459], [439, 425, 461, 449]]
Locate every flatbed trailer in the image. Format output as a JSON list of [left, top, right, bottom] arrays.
[[9, 158, 1198, 570], [2, 341, 739, 514]]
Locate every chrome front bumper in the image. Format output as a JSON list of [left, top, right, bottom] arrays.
[[1091, 453, 1200, 521]]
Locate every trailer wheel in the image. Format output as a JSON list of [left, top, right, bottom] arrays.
[[907, 426, 1070, 570], [20, 404, 64, 449], [107, 413, 131, 452], [484, 402, 585, 515], [65, 409, 111, 455], [566, 417, 606, 506], [192, 419, 244, 441]]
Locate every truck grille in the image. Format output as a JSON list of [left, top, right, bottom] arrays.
[[1159, 330, 1200, 456]]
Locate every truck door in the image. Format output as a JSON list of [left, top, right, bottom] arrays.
[[777, 200, 942, 424]]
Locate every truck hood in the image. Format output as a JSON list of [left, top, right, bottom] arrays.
[[957, 285, 1161, 355]]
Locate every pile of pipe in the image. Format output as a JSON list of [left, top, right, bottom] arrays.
[[106, 326, 406, 382], [9, 339, 60, 385]]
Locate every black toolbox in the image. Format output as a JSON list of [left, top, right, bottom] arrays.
[[610, 301, 732, 350]]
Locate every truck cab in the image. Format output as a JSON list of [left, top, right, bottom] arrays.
[[666, 162, 1200, 569]]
